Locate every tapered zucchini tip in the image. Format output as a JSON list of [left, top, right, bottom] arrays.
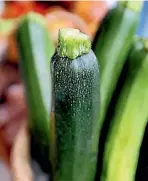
[[119, 0, 144, 13], [19, 12, 47, 28]]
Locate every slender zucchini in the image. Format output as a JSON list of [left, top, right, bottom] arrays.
[[52, 28, 100, 181], [16, 12, 55, 171], [101, 38, 148, 181], [92, 1, 143, 129]]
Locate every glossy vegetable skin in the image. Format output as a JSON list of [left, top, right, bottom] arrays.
[[101, 38, 148, 181], [92, 2, 143, 129], [16, 12, 54, 172]]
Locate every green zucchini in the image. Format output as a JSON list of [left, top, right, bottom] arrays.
[[52, 28, 100, 181], [101, 38, 148, 181], [16, 12, 55, 171], [92, 1, 143, 129]]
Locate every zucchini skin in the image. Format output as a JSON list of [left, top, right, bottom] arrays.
[[17, 13, 54, 172], [112, 37, 148, 98], [92, 4, 140, 128], [52, 50, 100, 181], [101, 39, 148, 181]]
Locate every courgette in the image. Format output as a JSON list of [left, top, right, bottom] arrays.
[[16, 12, 55, 172], [92, 1, 143, 128], [101, 38, 148, 181], [52, 28, 100, 181]]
